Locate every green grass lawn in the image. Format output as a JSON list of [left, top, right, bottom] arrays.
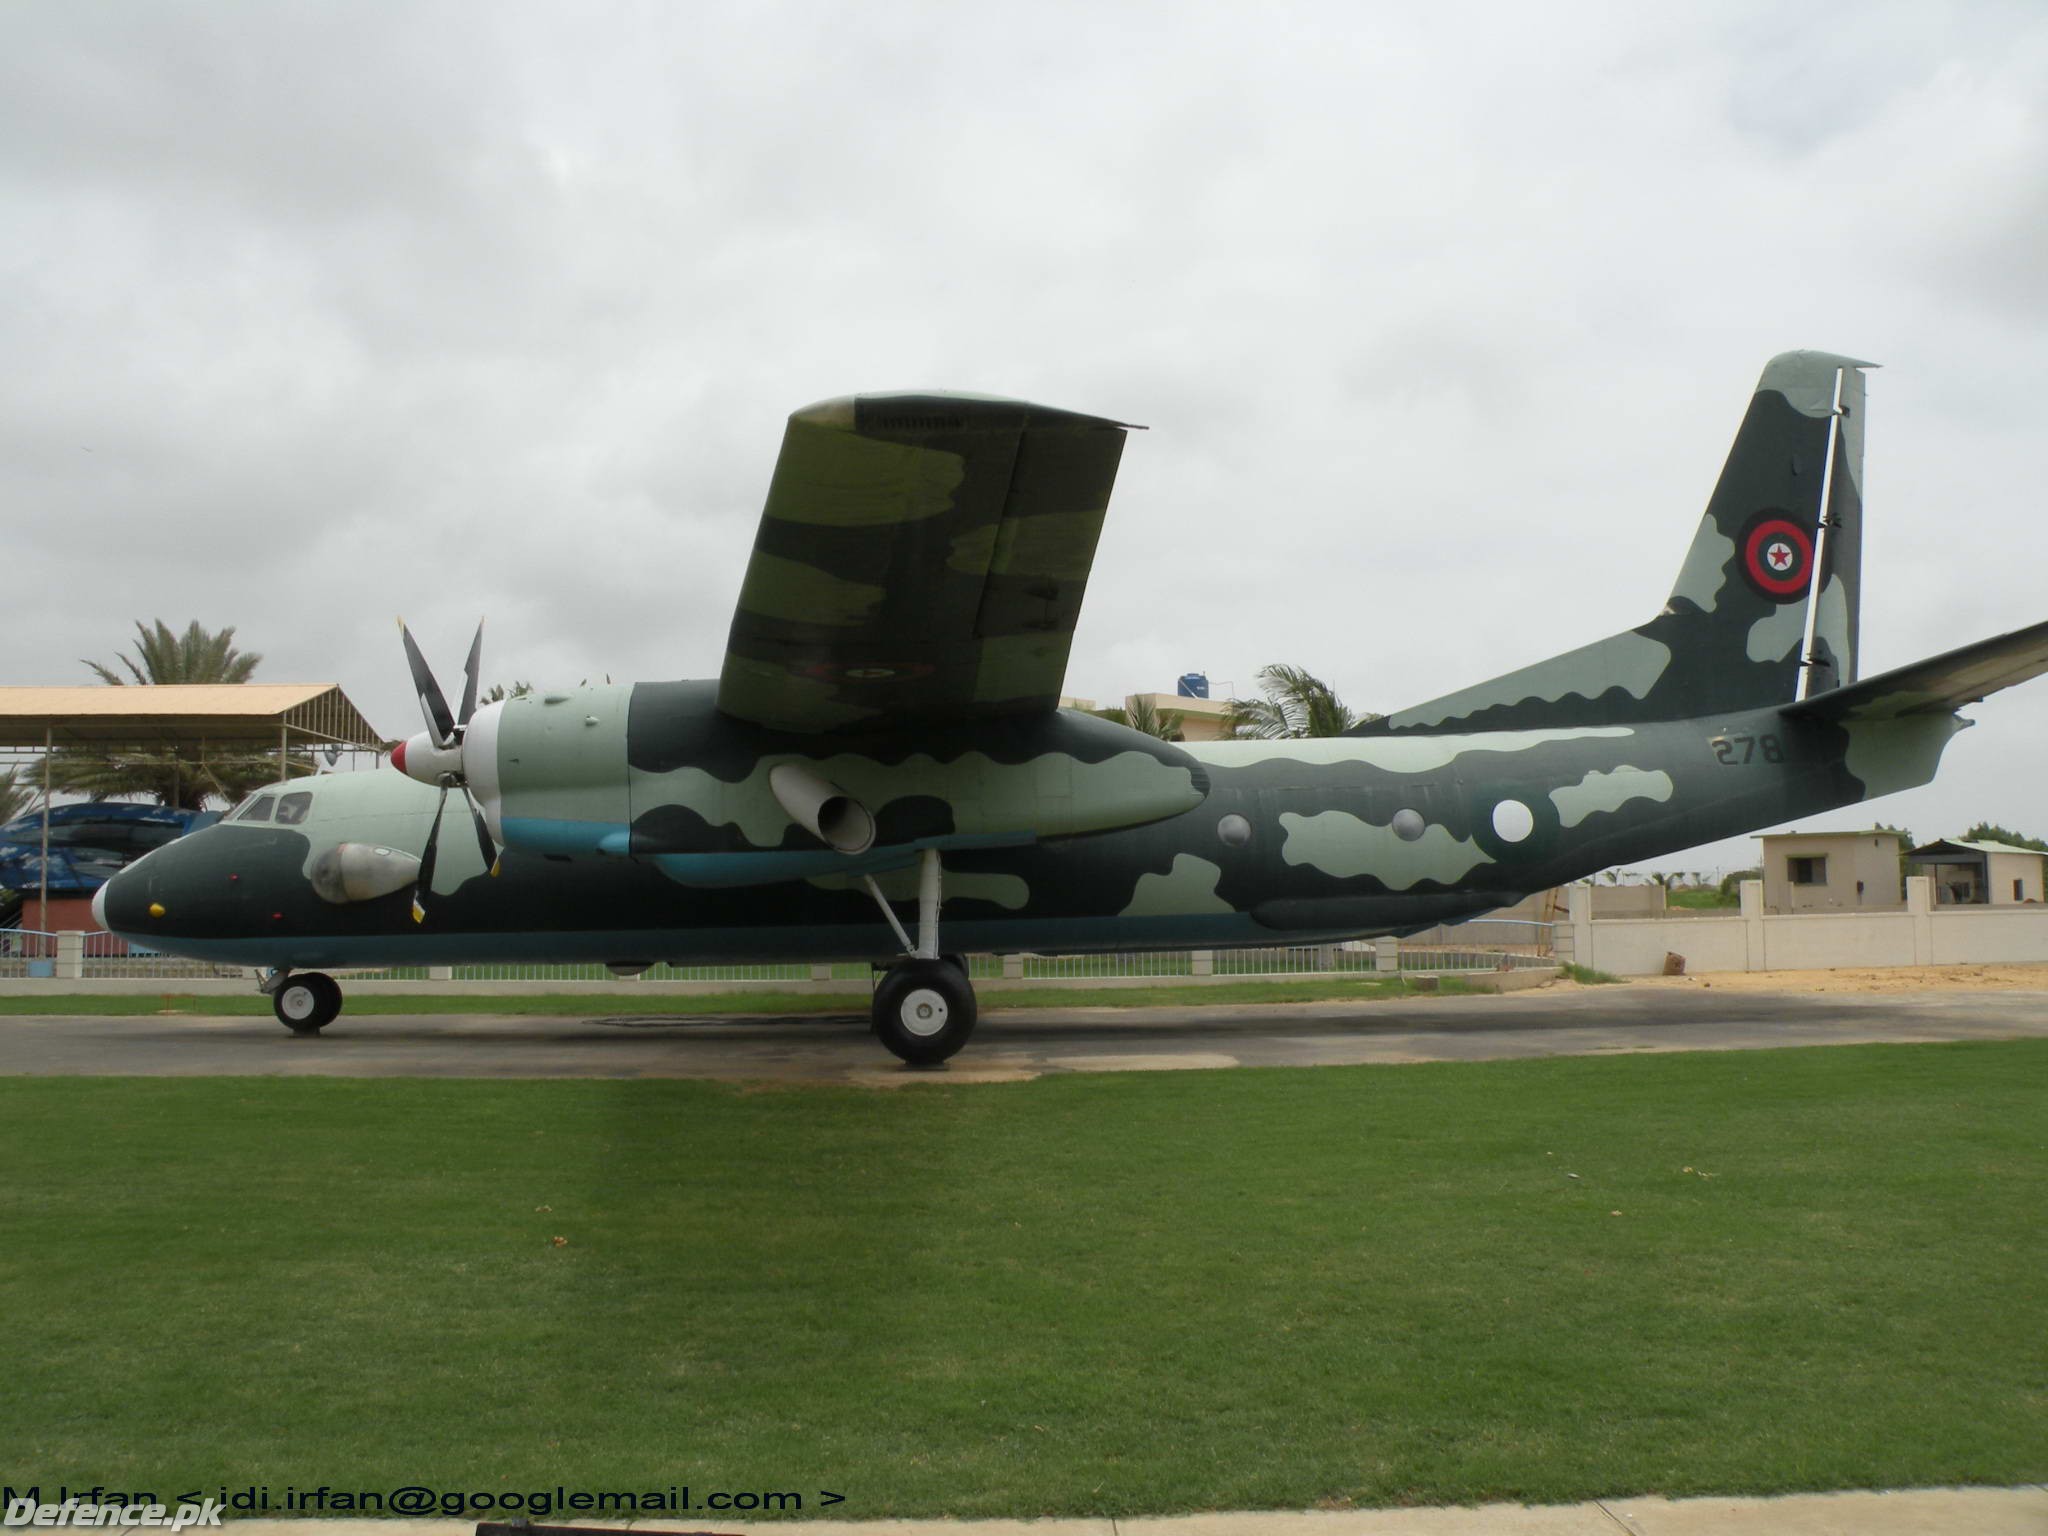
[[1668, 889, 1740, 910], [2, 1042, 2043, 1518], [0, 974, 1472, 1017]]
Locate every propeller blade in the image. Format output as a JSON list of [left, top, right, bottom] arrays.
[[457, 619, 484, 728], [398, 619, 457, 748], [412, 784, 449, 923], [465, 790, 499, 876]]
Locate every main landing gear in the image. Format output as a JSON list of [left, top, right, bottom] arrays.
[[266, 970, 343, 1034], [861, 850, 977, 1065]]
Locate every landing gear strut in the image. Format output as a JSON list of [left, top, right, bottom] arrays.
[[862, 850, 977, 1065], [269, 971, 343, 1034]]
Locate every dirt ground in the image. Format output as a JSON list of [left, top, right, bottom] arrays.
[[1624, 962, 2048, 993]]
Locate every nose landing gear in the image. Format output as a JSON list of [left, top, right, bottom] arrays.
[[268, 970, 343, 1034], [861, 849, 978, 1065]]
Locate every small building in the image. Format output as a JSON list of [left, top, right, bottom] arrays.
[[1755, 829, 1906, 912], [1059, 692, 1237, 742], [1905, 839, 2047, 906], [1125, 692, 1235, 742]]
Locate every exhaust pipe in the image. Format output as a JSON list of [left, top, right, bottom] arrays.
[[769, 763, 875, 855]]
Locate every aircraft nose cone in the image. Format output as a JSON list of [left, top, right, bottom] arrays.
[[91, 879, 109, 930]]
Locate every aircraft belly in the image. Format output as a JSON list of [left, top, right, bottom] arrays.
[[137, 912, 1283, 971]]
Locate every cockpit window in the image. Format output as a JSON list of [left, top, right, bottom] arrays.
[[237, 794, 277, 823], [274, 791, 314, 826]]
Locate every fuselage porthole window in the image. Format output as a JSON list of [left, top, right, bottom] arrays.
[[275, 792, 314, 826]]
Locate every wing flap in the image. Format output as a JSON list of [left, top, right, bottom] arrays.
[[718, 393, 1131, 733], [1782, 619, 2048, 722]]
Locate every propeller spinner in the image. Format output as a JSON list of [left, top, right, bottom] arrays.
[[391, 618, 500, 920]]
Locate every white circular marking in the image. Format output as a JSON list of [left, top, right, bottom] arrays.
[[1492, 799, 1535, 843], [279, 984, 318, 1022], [899, 987, 951, 1037]]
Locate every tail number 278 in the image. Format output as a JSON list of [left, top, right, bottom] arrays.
[[1711, 733, 1785, 765]]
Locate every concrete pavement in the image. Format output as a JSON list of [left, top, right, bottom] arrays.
[[216, 1485, 2048, 1533], [1, 984, 2046, 1084]]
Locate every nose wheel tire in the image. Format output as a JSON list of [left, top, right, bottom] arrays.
[[273, 972, 343, 1034], [872, 957, 977, 1065]]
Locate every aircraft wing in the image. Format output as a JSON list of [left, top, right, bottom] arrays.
[[1783, 618, 2048, 722], [716, 392, 1133, 733]]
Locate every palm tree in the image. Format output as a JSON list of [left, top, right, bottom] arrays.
[[48, 747, 283, 812], [1088, 695, 1185, 742], [0, 767, 31, 826], [86, 619, 261, 687], [1224, 664, 1377, 739], [53, 620, 279, 810]]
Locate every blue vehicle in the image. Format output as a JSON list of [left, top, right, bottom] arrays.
[[0, 803, 220, 897]]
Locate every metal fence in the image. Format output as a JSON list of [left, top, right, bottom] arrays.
[[7, 916, 1563, 985], [80, 930, 249, 980], [0, 928, 58, 978]]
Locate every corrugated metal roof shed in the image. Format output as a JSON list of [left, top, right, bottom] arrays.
[[0, 685, 385, 747], [1909, 838, 2046, 859]]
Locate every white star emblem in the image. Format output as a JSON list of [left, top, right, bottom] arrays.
[[1766, 540, 1795, 572]]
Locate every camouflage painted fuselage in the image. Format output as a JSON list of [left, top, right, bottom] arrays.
[[96, 348, 2043, 971], [98, 686, 1960, 969]]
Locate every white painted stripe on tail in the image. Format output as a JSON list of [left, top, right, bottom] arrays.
[[1796, 366, 1847, 701]]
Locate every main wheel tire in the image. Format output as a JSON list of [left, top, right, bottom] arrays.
[[273, 972, 342, 1034], [872, 958, 978, 1065]]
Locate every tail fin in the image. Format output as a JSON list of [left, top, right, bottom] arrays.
[[1365, 350, 1874, 735]]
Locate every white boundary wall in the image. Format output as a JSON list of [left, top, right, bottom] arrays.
[[1571, 876, 2048, 975]]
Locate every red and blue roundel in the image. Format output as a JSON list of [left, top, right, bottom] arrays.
[[1741, 514, 1813, 599]]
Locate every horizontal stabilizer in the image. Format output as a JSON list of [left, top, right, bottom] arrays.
[[1782, 618, 2048, 723]]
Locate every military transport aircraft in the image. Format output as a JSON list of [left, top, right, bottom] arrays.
[[96, 351, 2048, 1062]]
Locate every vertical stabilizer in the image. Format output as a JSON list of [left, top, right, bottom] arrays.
[[1365, 350, 1873, 735]]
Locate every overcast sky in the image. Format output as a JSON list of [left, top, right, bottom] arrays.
[[6, 1, 2045, 874]]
